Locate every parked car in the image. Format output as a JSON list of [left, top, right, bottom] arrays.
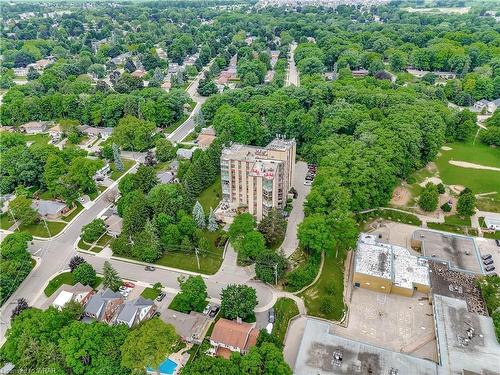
[[486, 272, 497, 277], [268, 308, 275, 323], [156, 293, 166, 302], [266, 323, 273, 334], [154, 311, 161, 317], [203, 304, 212, 315], [485, 265, 496, 272], [495, 239, 500, 247], [209, 305, 220, 318], [481, 254, 492, 261], [483, 258, 494, 266], [144, 266, 156, 271], [123, 282, 135, 288], [304, 181, 312, 186]]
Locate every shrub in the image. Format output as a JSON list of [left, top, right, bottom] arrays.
[[73, 263, 97, 286], [441, 202, 452, 212], [81, 219, 106, 243], [319, 297, 334, 314], [437, 183, 445, 194]]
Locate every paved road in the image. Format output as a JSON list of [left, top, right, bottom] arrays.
[[167, 62, 212, 143], [285, 42, 299, 87], [281, 161, 310, 257]]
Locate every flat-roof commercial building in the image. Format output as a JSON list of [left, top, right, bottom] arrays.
[[216, 137, 296, 222], [353, 233, 430, 297], [293, 319, 438, 375]]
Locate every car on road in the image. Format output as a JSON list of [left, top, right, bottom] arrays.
[[209, 305, 220, 318], [144, 266, 156, 271], [268, 308, 275, 323], [156, 293, 166, 302], [203, 304, 212, 315], [483, 258, 494, 266], [481, 254, 492, 261], [485, 265, 496, 272], [304, 180, 312, 186]]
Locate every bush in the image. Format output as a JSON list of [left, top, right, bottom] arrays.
[[285, 254, 321, 292], [437, 183, 445, 194], [81, 219, 106, 243], [319, 297, 334, 314], [419, 183, 439, 212], [441, 202, 452, 212]]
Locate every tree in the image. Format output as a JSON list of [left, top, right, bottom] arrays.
[[182, 355, 239, 374], [238, 342, 292, 375], [148, 183, 190, 218], [68, 255, 86, 272], [121, 318, 179, 371], [72, 263, 96, 286], [132, 164, 159, 194], [418, 183, 439, 212], [255, 251, 288, 284], [173, 275, 208, 313], [437, 183, 446, 194], [81, 218, 106, 243], [298, 214, 335, 255], [192, 201, 205, 229], [11, 298, 30, 319], [144, 150, 157, 166], [457, 188, 476, 217], [207, 207, 218, 232], [132, 220, 161, 262], [257, 209, 287, 248], [102, 261, 121, 292], [220, 284, 258, 320], [155, 138, 176, 162], [228, 213, 256, 243], [113, 143, 124, 172], [240, 231, 266, 261], [26, 66, 40, 80], [9, 196, 38, 226], [112, 115, 156, 152]]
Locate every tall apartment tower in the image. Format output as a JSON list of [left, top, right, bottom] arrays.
[[220, 137, 296, 221]]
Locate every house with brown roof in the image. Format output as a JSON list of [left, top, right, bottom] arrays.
[[19, 121, 52, 134], [209, 318, 259, 358], [195, 127, 216, 150]]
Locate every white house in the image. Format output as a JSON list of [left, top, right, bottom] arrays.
[[115, 297, 155, 327], [52, 291, 74, 311]]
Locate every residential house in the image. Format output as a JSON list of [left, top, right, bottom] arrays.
[[19, 121, 51, 134], [210, 318, 259, 358], [131, 69, 146, 78], [195, 127, 216, 150], [51, 283, 94, 310], [111, 52, 132, 65], [104, 214, 123, 237], [473, 99, 498, 114], [352, 69, 369, 77], [13, 67, 28, 76], [157, 171, 175, 184], [28, 59, 53, 71], [94, 163, 110, 181], [161, 81, 172, 92], [78, 125, 113, 140], [52, 291, 73, 311], [83, 288, 123, 323], [31, 199, 69, 220], [264, 70, 275, 83], [176, 147, 197, 160], [48, 124, 63, 141], [270, 50, 280, 68], [115, 297, 156, 327]]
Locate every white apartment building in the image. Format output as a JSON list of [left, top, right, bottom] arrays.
[[217, 137, 296, 222]]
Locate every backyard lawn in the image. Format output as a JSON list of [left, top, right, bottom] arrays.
[[272, 298, 299, 344], [23, 133, 49, 146], [198, 177, 221, 212], [44, 272, 102, 297], [156, 230, 224, 274], [299, 254, 345, 321]]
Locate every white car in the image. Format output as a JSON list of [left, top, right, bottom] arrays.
[[304, 180, 312, 186], [266, 323, 273, 334], [203, 304, 212, 315]]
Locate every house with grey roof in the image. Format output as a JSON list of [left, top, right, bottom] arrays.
[[115, 297, 156, 327], [83, 288, 123, 323], [31, 199, 69, 220]]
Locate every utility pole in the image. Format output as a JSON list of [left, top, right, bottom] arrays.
[[195, 247, 200, 270], [274, 263, 278, 285]]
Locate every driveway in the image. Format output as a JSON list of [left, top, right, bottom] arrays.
[[280, 161, 311, 257]]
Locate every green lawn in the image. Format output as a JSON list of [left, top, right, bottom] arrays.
[[19, 220, 66, 238], [182, 131, 198, 142], [141, 287, 161, 300], [78, 238, 92, 250], [0, 213, 14, 230], [38, 190, 54, 200], [96, 233, 112, 247], [62, 202, 84, 222], [272, 298, 299, 344], [110, 159, 135, 181], [23, 133, 49, 146], [435, 142, 500, 198], [164, 114, 188, 134], [197, 177, 221, 212], [156, 230, 224, 274], [44, 272, 103, 297], [299, 254, 345, 321]]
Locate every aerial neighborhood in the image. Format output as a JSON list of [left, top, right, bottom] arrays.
[[0, 1, 499, 375]]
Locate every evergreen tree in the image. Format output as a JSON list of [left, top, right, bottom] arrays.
[[207, 207, 218, 232], [192, 201, 205, 229], [102, 261, 122, 291], [153, 67, 164, 82], [112, 143, 124, 172], [132, 220, 161, 262]]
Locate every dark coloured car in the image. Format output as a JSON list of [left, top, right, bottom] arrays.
[[144, 266, 156, 271], [209, 306, 220, 318], [496, 239, 500, 247], [268, 308, 275, 323], [481, 254, 492, 261], [485, 265, 496, 272], [483, 258, 494, 266]]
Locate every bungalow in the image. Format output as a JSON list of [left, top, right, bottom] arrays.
[[157, 171, 175, 184], [115, 297, 156, 327], [176, 147, 196, 160], [19, 121, 51, 134], [210, 318, 259, 358], [94, 163, 111, 181], [473, 99, 498, 114], [352, 69, 369, 77], [52, 291, 73, 311], [52, 283, 94, 310], [131, 69, 146, 78], [13, 67, 28, 76], [78, 125, 113, 140], [28, 59, 53, 71], [104, 214, 123, 237], [31, 199, 69, 220], [111, 52, 132, 66], [83, 288, 123, 323], [195, 127, 216, 150]]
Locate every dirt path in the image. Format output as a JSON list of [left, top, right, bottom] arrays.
[[448, 160, 500, 172]]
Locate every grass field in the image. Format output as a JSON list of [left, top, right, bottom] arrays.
[[0, 213, 14, 230], [23, 133, 49, 146], [19, 220, 66, 238], [141, 287, 161, 300], [299, 254, 345, 321], [110, 159, 135, 181], [198, 177, 221, 212], [435, 142, 500, 198], [156, 230, 224, 274], [44, 272, 102, 297], [272, 298, 299, 344]]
